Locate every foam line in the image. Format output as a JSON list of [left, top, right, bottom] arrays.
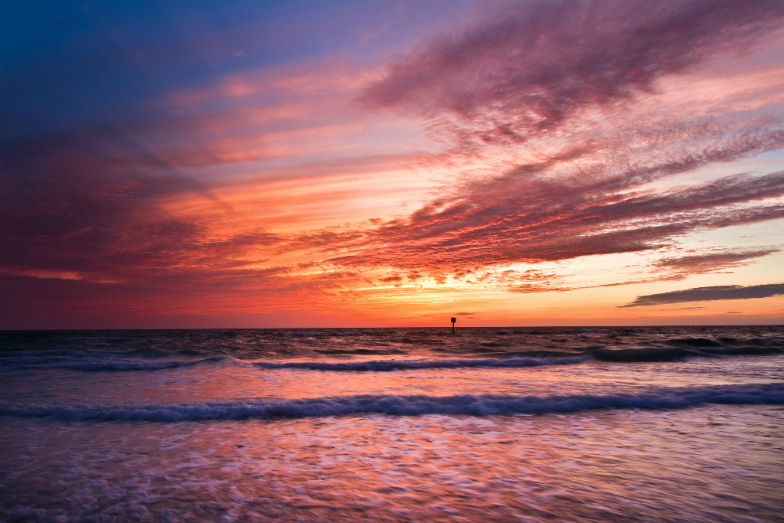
[[253, 356, 589, 371], [2, 383, 782, 422], [0, 356, 225, 371]]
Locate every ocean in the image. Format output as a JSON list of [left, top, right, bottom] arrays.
[[1, 325, 782, 522]]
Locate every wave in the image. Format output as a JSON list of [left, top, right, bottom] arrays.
[[0, 356, 226, 372], [3, 345, 780, 373], [591, 346, 782, 362], [255, 345, 782, 371], [592, 348, 696, 362], [687, 346, 783, 356], [2, 383, 782, 422], [314, 348, 407, 356], [294, 332, 361, 337], [254, 356, 589, 371]]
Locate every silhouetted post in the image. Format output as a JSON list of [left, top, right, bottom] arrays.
[[451, 317, 456, 334]]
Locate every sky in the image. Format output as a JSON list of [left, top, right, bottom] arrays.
[[1, 0, 783, 329]]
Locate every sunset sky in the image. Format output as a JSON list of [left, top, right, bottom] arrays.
[[2, 0, 783, 329]]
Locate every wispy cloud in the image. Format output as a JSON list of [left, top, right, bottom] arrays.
[[328, 160, 784, 273], [621, 283, 784, 307], [362, 0, 784, 148], [331, 0, 784, 289], [2, 0, 783, 327], [651, 249, 779, 280]]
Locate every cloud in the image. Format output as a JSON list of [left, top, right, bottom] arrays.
[[3, 0, 784, 328], [0, 135, 199, 271], [8, 1, 781, 287], [379, 274, 403, 286], [480, 268, 572, 293], [587, 248, 782, 289], [620, 283, 784, 307], [651, 249, 778, 280], [329, 155, 784, 274], [0, 129, 292, 289], [342, 50, 784, 278], [362, 0, 784, 148]]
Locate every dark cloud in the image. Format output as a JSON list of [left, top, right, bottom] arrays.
[[379, 274, 403, 286], [0, 264, 352, 329], [620, 283, 784, 307], [362, 0, 784, 147], [0, 130, 286, 291], [0, 134, 201, 275]]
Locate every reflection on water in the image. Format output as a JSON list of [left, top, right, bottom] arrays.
[[3, 406, 782, 523], [2, 326, 782, 522], [4, 353, 782, 406]]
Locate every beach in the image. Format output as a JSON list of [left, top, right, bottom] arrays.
[[2, 326, 783, 522]]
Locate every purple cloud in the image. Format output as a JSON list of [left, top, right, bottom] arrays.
[[620, 283, 784, 307], [362, 0, 784, 147], [3, 0, 784, 328], [329, 150, 784, 273], [0, 130, 289, 286], [651, 249, 778, 279]]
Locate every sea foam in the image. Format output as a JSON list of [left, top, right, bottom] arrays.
[[2, 383, 782, 422], [253, 356, 589, 372], [0, 356, 225, 371]]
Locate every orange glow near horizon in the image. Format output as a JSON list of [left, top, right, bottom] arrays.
[[1, 1, 783, 329]]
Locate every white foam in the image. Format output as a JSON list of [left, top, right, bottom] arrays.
[[2, 383, 782, 422], [253, 356, 589, 372], [0, 356, 225, 372]]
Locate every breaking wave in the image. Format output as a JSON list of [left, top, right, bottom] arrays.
[[3, 383, 782, 422]]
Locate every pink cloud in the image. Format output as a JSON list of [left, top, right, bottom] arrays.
[[362, 0, 784, 148], [163, 58, 377, 112], [323, 116, 784, 274], [3, 1, 784, 328], [588, 248, 781, 289]]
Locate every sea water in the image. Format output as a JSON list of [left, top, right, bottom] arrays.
[[1, 326, 782, 522]]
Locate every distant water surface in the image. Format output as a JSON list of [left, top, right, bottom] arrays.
[[1, 326, 783, 522]]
